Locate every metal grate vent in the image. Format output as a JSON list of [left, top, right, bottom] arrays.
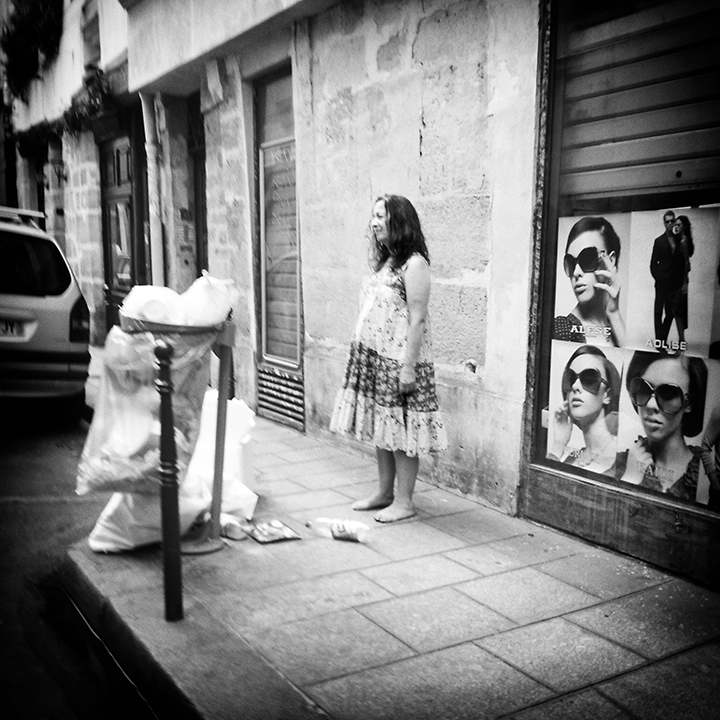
[[257, 365, 305, 431]]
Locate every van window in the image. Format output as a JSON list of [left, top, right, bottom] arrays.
[[0, 233, 71, 296]]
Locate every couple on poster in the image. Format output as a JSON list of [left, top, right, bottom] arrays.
[[548, 209, 720, 510]]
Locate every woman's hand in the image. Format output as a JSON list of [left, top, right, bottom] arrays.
[[402, 255, 430, 387], [621, 436, 653, 485], [595, 253, 625, 345], [399, 365, 417, 395], [549, 400, 573, 458], [595, 252, 621, 308]]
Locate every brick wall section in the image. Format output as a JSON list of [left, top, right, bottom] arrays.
[[63, 132, 105, 346], [43, 141, 67, 253], [15, 153, 39, 214], [156, 96, 197, 294]]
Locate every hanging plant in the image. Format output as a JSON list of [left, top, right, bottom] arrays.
[[61, 67, 115, 136], [14, 68, 115, 157], [0, 0, 64, 101]]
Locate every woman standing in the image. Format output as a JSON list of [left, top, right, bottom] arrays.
[[330, 195, 447, 522], [619, 351, 707, 501], [553, 216, 625, 346], [669, 215, 695, 344], [547, 345, 621, 476]]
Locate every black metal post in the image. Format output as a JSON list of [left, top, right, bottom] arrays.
[[154, 340, 183, 622], [209, 322, 235, 541]]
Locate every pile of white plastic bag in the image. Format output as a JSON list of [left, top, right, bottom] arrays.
[[75, 274, 259, 552], [119, 271, 238, 328]]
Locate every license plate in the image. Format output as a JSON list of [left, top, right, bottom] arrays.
[[1, 320, 25, 337]]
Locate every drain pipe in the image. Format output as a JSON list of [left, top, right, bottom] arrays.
[[140, 92, 165, 286]]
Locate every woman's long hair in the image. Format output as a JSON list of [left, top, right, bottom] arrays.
[[371, 195, 430, 271], [675, 215, 695, 258]]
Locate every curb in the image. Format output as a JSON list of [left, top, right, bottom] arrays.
[[60, 542, 329, 720]]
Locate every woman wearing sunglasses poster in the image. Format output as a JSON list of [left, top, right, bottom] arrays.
[[617, 351, 707, 502], [553, 216, 626, 347], [547, 345, 622, 476]]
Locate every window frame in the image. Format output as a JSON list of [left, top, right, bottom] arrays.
[[520, 0, 720, 589]]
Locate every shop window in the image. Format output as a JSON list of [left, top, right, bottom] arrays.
[[535, 1, 720, 516]]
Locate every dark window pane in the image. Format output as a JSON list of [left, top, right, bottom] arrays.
[[256, 72, 294, 144], [0, 233, 71, 296]]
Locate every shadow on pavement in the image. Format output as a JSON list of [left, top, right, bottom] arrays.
[[18, 563, 158, 720]]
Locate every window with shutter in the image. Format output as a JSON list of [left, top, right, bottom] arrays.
[[524, 0, 720, 587], [554, 0, 720, 213], [255, 70, 305, 431]]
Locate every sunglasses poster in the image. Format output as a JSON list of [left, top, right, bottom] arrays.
[[547, 207, 720, 512]]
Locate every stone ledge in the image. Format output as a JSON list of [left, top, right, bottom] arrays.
[[61, 542, 325, 720]]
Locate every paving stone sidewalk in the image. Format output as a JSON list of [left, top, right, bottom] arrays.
[[64, 416, 720, 720]]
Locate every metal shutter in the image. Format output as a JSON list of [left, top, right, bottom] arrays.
[[257, 366, 305, 431], [556, 0, 720, 210]]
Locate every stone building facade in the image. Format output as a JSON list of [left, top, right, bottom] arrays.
[[9, 0, 720, 585]]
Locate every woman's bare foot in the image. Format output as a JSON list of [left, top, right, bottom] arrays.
[[352, 494, 393, 511], [374, 502, 416, 523]]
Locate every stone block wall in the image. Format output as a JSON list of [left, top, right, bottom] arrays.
[[63, 132, 105, 345], [182, 0, 538, 512], [202, 57, 257, 402], [15, 136, 103, 345], [294, 0, 538, 511]]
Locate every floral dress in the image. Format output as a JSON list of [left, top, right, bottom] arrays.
[[329, 255, 448, 456]]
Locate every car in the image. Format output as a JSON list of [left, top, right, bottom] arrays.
[[0, 206, 90, 419]]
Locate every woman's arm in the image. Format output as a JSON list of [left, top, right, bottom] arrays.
[[620, 436, 653, 484], [606, 303, 626, 347], [399, 255, 431, 394], [596, 254, 626, 346], [548, 400, 573, 460]]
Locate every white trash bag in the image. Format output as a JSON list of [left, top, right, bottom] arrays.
[[119, 272, 239, 328], [119, 285, 187, 326], [183, 388, 258, 520], [182, 272, 239, 327], [88, 491, 207, 553], [76, 326, 216, 496]]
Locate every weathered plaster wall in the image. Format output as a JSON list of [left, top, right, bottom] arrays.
[[155, 96, 197, 293], [294, 0, 538, 511], [127, 0, 336, 92], [155, 0, 538, 513], [99, 0, 129, 67], [202, 57, 258, 402], [196, 27, 295, 405]]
